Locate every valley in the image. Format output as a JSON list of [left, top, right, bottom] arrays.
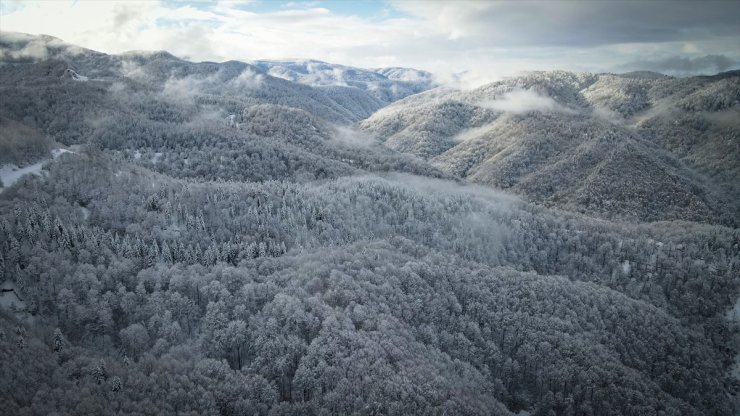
[[0, 32, 738, 416]]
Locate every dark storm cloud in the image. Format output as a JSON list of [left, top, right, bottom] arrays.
[[398, 0, 740, 47]]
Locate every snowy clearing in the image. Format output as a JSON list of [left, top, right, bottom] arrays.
[[65, 68, 88, 81], [0, 160, 46, 188], [0, 280, 27, 313], [79, 206, 90, 220], [0, 148, 74, 191]]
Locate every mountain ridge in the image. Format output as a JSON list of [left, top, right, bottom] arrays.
[[0, 33, 738, 416], [360, 69, 740, 225]]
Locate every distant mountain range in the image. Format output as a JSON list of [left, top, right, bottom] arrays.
[[252, 59, 434, 104], [0, 31, 737, 226], [0, 32, 434, 122], [0, 31, 443, 183]]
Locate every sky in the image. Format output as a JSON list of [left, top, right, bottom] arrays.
[[1, 0, 739, 86]]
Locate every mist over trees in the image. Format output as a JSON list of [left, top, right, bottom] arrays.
[[0, 33, 738, 416], [361, 70, 740, 225]]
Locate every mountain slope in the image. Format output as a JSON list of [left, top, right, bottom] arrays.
[[1, 148, 736, 415], [0, 35, 738, 416], [253, 59, 434, 104], [361, 70, 740, 225], [0, 32, 431, 124], [0, 32, 442, 182]]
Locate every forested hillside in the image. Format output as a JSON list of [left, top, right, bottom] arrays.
[[252, 60, 434, 111], [361, 70, 740, 225], [1, 33, 738, 416]]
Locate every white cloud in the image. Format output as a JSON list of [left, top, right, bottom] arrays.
[[477, 90, 577, 115], [119, 59, 147, 79], [330, 126, 376, 148], [158, 66, 264, 103], [592, 107, 625, 124], [1, 1, 738, 87], [0, 31, 73, 60], [232, 68, 264, 89], [2, 38, 48, 60], [451, 125, 493, 143], [161, 75, 203, 102]]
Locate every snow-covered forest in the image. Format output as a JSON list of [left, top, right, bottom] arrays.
[[0, 32, 738, 416]]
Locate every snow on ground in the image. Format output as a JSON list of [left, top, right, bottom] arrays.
[[621, 260, 631, 274], [0, 280, 25, 310], [227, 114, 237, 127], [0, 280, 34, 323], [0, 148, 74, 191], [0, 160, 46, 189], [52, 148, 73, 157], [152, 152, 163, 164], [79, 206, 90, 221], [66, 68, 88, 81], [0, 280, 27, 313]]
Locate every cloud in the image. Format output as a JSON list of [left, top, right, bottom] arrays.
[[0, 32, 68, 60], [161, 75, 203, 102], [330, 126, 377, 148], [477, 90, 577, 115], [704, 109, 740, 128], [391, 1, 740, 47], [158, 66, 264, 103], [119, 59, 147, 79], [433, 70, 505, 90], [112, 3, 144, 29], [451, 125, 493, 143], [592, 107, 625, 124], [260, 61, 353, 87], [1, 38, 48, 60], [381, 172, 521, 208], [107, 54, 265, 106], [232, 67, 264, 89], [1, 1, 738, 84], [617, 54, 738, 76]]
